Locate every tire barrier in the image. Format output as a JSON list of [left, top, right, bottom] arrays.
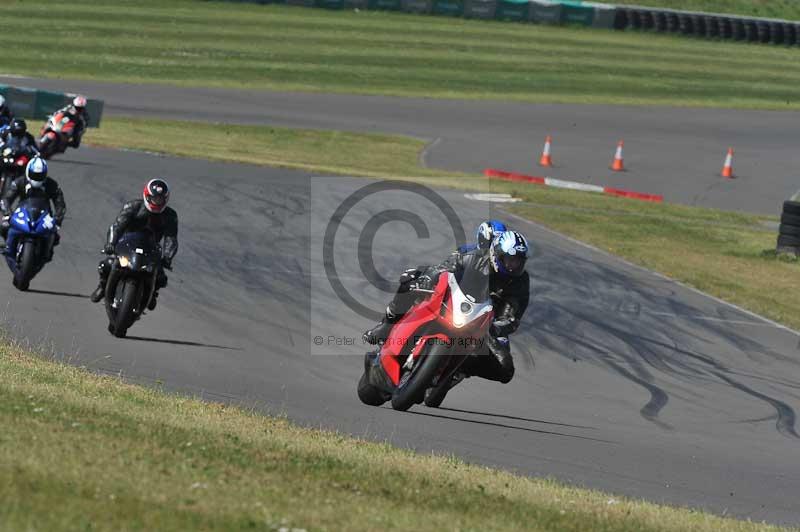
[[0, 84, 103, 127], [777, 200, 800, 256], [223, 0, 800, 47], [617, 7, 800, 47]]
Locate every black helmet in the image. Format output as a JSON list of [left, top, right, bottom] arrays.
[[489, 230, 530, 278], [143, 178, 170, 213], [9, 118, 26, 138]]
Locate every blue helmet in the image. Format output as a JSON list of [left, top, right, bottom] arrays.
[[25, 156, 48, 188], [490, 230, 529, 277], [477, 219, 507, 249]]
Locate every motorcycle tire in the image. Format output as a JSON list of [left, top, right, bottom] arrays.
[[423, 382, 450, 408], [391, 345, 447, 412], [777, 234, 800, 248], [357, 372, 387, 406], [13, 242, 36, 291], [782, 200, 800, 217], [780, 212, 800, 227], [778, 223, 800, 237], [112, 280, 139, 338]]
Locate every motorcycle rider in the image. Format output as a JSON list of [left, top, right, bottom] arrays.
[[48, 95, 90, 149], [0, 157, 66, 259], [0, 119, 40, 197], [89, 179, 178, 310], [1, 118, 40, 156], [362, 230, 531, 393], [0, 95, 14, 129], [457, 219, 507, 254]]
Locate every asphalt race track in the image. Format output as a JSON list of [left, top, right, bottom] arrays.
[[0, 142, 797, 524], [3, 75, 800, 215]]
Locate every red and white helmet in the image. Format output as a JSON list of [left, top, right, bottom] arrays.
[[143, 178, 169, 213], [72, 95, 87, 110]]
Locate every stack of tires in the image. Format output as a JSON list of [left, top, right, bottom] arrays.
[[777, 200, 800, 255]]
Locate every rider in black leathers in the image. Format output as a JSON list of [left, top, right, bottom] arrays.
[[90, 179, 178, 310], [0, 157, 66, 257], [1, 119, 39, 157], [0, 119, 40, 197], [362, 230, 531, 390]]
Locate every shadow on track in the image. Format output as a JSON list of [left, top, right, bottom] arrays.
[[438, 407, 596, 430], [124, 335, 242, 351], [401, 409, 614, 443], [27, 288, 88, 299]]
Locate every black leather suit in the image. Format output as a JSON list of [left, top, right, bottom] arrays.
[[97, 200, 178, 289]]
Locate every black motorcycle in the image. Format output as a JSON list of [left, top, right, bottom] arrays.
[[104, 231, 160, 338], [0, 144, 33, 198]]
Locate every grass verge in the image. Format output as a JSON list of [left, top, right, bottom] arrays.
[[85, 117, 463, 178], [86, 117, 798, 332], [4, 0, 800, 109], [0, 343, 788, 531]]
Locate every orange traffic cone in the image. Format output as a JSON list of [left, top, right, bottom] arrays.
[[721, 147, 734, 178], [611, 140, 624, 172], [539, 135, 553, 167]]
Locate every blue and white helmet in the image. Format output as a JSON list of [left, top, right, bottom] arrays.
[[477, 219, 507, 249], [25, 157, 48, 188], [490, 230, 529, 277]]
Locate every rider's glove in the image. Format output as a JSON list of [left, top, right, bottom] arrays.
[[413, 274, 434, 291], [399, 268, 422, 284], [102, 243, 115, 255], [491, 317, 515, 338]]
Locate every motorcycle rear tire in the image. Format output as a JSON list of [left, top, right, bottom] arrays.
[[112, 280, 139, 338], [391, 345, 446, 412], [13, 242, 36, 291]]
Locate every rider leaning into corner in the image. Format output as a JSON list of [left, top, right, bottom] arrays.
[[90, 179, 178, 310], [0, 157, 66, 258], [361, 220, 530, 399], [50, 95, 90, 149]]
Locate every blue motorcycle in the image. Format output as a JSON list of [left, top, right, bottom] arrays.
[[4, 197, 57, 291]]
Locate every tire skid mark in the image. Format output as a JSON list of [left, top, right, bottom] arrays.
[[713, 372, 800, 439], [604, 360, 672, 430]]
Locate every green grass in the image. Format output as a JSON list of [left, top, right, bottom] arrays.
[[86, 117, 799, 332], [4, 0, 800, 109], [0, 343, 790, 531], [85, 117, 463, 178], [612, 0, 800, 20]]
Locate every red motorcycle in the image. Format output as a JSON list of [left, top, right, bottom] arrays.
[[0, 145, 32, 196], [358, 265, 494, 411], [38, 111, 77, 160]]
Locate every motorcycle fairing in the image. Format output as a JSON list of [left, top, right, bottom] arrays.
[[379, 271, 494, 385], [9, 206, 55, 235]]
